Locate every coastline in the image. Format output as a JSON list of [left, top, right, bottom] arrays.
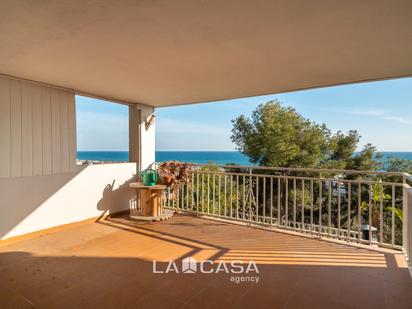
[[77, 151, 412, 167]]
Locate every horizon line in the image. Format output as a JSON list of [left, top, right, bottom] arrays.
[[77, 149, 412, 152]]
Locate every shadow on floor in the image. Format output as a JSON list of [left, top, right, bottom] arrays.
[[1, 250, 411, 309], [1, 215, 411, 309]]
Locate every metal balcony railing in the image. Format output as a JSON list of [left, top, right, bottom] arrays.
[[158, 163, 412, 266]]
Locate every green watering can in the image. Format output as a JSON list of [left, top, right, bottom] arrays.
[[141, 168, 158, 186]]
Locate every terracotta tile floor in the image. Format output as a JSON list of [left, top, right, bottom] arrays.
[[0, 214, 411, 309]]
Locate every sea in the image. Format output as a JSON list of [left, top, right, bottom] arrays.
[[77, 151, 412, 166]]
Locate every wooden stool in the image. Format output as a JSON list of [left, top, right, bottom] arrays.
[[129, 183, 171, 221]]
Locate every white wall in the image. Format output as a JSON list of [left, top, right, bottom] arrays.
[[0, 163, 137, 240], [0, 76, 76, 177]]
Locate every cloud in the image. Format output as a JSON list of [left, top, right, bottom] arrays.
[[348, 108, 387, 116], [77, 111, 128, 150], [342, 107, 412, 125], [327, 107, 387, 117], [332, 107, 412, 126], [383, 116, 412, 125], [77, 111, 128, 131], [156, 117, 230, 134], [156, 117, 234, 150]]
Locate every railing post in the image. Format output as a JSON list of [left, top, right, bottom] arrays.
[[248, 168, 252, 225], [318, 171, 323, 239], [403, 184, 412, 268]]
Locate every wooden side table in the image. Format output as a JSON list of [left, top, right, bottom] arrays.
[[129, 183, 172, 221]]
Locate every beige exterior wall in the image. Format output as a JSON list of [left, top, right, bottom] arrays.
[[0, 75, 155, 240], [0, 76, 76, 177]]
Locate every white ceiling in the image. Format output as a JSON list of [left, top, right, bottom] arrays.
[[1, 0, 411, 107]]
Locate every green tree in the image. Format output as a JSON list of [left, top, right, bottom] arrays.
[[231, 100, 327, 167], [321, 130, 359, 169], [231, 100, 381, 171], [385, 157, 412, 174], [347, 144, 382, 171]]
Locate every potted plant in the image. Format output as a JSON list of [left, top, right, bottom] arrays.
[[157, 161, 192, 203]]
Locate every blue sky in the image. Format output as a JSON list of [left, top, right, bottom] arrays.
[[76, 77, 412, 152]]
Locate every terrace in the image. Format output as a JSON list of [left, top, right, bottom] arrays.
[[1, 214, 411, 309], [1, 165, 412, 308], [1, 1, 412, 308]]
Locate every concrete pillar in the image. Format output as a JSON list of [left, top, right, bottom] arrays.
[[129, 105, 141, 168], [129, 104, 156, 172]]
